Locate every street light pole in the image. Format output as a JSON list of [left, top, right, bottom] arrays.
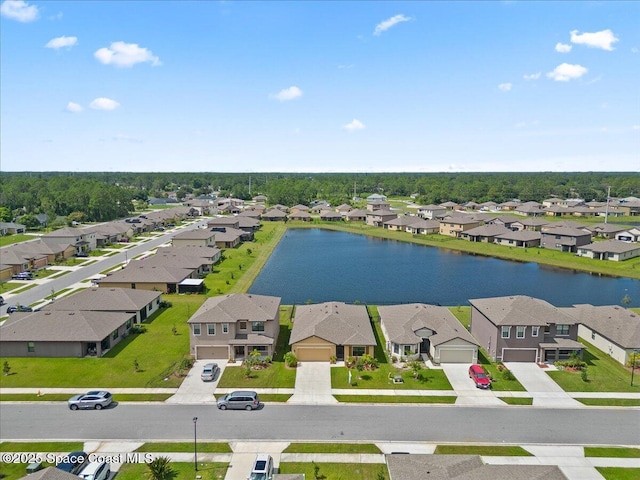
[[193, 416, 198, 471]]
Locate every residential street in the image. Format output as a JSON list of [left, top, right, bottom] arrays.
[[0, 404, 638, 445]]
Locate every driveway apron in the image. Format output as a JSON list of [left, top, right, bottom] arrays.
[[504, 362, 582, 407], [288, 362, 337, 404], [440, 363, 504, 406], [165, 359, 227, 404]]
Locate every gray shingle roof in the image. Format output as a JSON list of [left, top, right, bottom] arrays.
[[187, 294, 280, 324], [385, 454, 568, 480], [564, 304, 640, 349], [378, 304, 479, 347], [18, 467, 81, 480], [99, 262, 194, 283], [495, 230, 542, 242], [469, 296, 577, 327], [290, 302, 376, 346], [1, 310, 133, 342], [579, 239, 640, 254], [42, 287, 160, 312], [173, 229, 216, 240]]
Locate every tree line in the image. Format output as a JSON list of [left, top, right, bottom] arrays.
[[1, 172, 638, 224]]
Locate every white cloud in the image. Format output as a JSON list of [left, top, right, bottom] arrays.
[[546, 63, 588, 82], [523, 72, 541, 81], [632, 47, 639, 54], [343, 119, 365, 131], [498, 83, 512, 92], [570, 29, 619, 51], [89, 97, 120, 110], [555, 42, 572, 53], [113, 133, 142, 143], [632, 125, 640, 131], [65, 102, 83, 113], [373, 14, 411, 36], [0, 0, 38, 22], [94, 41, 161, 67], [270, 86, 302, 101], [45, 36, 78, 50]]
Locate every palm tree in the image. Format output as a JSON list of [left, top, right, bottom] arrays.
[[147, 456, 173, 480]]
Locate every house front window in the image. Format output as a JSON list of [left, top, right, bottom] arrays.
[[352, 346, 366, 357], [222, 323, 229, 334], [532, 326, 539, 337], [193, 324, 201, 336], [556, 324, 570, 336], [126, 319, 132, 329], [516, 326, 525, 339], [252, 322, 265, 332], [404, 345, 413, 356], [112, 329, 119, 340], [501, 326, 510, 339], [27, 342, 35, 353], [393, 344, 400, 354], [207, 324, 216, 335]]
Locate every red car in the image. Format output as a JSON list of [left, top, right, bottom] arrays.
[[469, 364, 491, 389]]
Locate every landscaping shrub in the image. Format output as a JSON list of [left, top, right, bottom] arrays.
[[284, 352, 298, 368], [502, 369, 515, 381]]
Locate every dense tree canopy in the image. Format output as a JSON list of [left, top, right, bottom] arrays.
[[1, 172, 638, 223]]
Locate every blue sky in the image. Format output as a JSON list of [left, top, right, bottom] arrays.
[[1, 0, 639, 173]]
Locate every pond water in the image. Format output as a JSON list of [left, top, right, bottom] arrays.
[[248, 229, 640, 307]]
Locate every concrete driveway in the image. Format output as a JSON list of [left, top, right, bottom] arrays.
[[165, 359, 227, 404], [503, 362, 581, 407], [288, 362, 337, 404], [440, 363, 503, 406]]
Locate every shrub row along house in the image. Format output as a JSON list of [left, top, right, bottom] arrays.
[[186, 294, 639, 367]]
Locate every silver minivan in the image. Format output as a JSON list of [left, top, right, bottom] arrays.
[[216, 390, 260, 410], [77, 461, 110, 480]]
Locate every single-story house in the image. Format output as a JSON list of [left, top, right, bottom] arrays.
[[510, 218, 549, 231], [319, 210, 342, 222], [98, 262, 197, 293], [576, 239, 640, 261], [345, 208, 368, 222], [461, 224, 511, 243], [262, 208, 288, 221], [383, 215, 419, 231], [172, 229, 217, 248], [584, 223, 627, 239], [187, 293, 281, 360], [212, 228, 244, 248], [42, 287, 162, 323], [289, 204, 310, 214], [290, 302, 376, 362], [385, 454, 568, 480], [494, 230, 542, 248], [366, 193, 387, 202], [615, 228, 640, 243], [469, 295, 584, 363], [565, 304, 640, 366], [378, 304, 479, 363], [288, 211, 312, 222], [0, 222, 26, 235], [0, 310, 135, 358], [406, 219, 440, 235]]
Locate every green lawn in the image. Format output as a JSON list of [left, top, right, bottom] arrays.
[[216, 362, 296, 389], [0, 393, 172, 402], [116, 461, 228, 480], [449, 306, 471, 329], [135, 442, 232, 453], [434, 445, 532, 456], [0, 282, 23, 294], [283, 443, 382, 454], [584, 447, 640, 458], [547, 339, 640, 392], [576, 398, 640, 407], [334, 394, 456, 404], [258, 393, 292, 402], [596, 467, 640, 480], [0, 462, 54, 480], [0, 295, 205, 388], [498, 397, 533, 405], [331, 364, 452, 390], [279, 462, 388, 480], [0, 234, 34, 247], [0, 441, 83, 452]]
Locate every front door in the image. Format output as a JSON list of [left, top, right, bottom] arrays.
[[336, 345, 344, 361], [234, 346, 245, 360]]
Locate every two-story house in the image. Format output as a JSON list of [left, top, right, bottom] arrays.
[[187, 293, 281, 360], [469, 295, 584, 363]]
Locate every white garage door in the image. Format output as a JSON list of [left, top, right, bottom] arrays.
[[439, 348, 475, 363]]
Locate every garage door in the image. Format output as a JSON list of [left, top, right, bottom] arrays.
[[196, 346, 228, 360], [439, 348, 475, 363], [502, 349, 537, 362], [295, 347, 332, 362]]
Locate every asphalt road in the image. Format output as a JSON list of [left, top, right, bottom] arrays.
[[1, 220, 209, 315], [1, 404, 638, 445]]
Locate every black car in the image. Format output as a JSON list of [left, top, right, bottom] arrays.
[[6, 305, 33, 314], [56, 451, 88, 474]]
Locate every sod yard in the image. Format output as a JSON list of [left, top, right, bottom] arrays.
[[547, 339, 640, 393], [116, 461, 228, 479], [279, 462, 389, 480]]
